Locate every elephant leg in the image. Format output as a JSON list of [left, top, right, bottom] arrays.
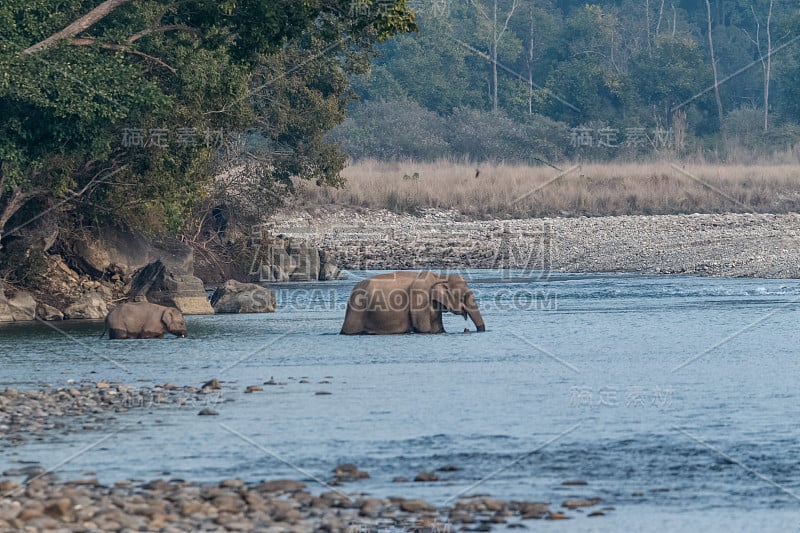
[[109, 328, 128, 339]]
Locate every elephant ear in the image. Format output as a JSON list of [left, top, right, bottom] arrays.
[[430, 281, 450, 310], [161, 308, 176, 328]]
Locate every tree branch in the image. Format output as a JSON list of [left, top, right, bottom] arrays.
[[127, 25, 200, 43], [70, 38, 177, 73], [499, 0, 518, 40], [22, 0, 135, 55], [469, 0, 491, 22]]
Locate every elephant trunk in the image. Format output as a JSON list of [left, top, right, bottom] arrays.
[[467, 304, 485, 332]]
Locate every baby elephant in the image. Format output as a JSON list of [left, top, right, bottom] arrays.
[[105, 301, 188, 339]]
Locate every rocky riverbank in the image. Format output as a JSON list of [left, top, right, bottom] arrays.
[[0, 474, 607, 532], [270, 207, 800, 278], [0, 382, 224, 446], [0, 383, 608, 532]]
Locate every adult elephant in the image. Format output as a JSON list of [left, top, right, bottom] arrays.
[[105, 301, 188, 339], [340, 271, 485, 335]]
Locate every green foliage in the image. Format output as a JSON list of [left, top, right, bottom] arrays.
[[0, 0, 417, 240], [330, 98, 450, 160], [340, 0, 800, 162], [330, 98, 568, 163]]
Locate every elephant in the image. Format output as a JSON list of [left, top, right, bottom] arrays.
[[104, 301, 188, 339], [340, 271, 486, 335]]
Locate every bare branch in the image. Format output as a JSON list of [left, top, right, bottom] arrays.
[[498, 0, 519, 41], [22, 0, 135, 55], [469, 0, 491, 22], [127, 25, 200, 43]]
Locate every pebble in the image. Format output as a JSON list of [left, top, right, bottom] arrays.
[[269, 208, 800, 278], [0, 382, 612, 531], [562, 498, 601, 509], [332, 464, 369, 481], [0, 383, 201, 445]]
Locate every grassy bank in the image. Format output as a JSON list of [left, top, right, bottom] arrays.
[[298, 160, 800, 217]]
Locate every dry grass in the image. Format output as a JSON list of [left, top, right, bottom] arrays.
[[298, 159, 800, 217]]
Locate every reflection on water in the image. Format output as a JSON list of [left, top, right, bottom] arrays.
[[2, 271, 800, 531]]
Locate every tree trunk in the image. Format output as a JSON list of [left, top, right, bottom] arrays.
[[705, 0, 724, 130], [528, 9, 535, 115], [0, 187, 36, 251], [645, 0, 652, 55], [764, 0, 772, 132], [22, 0, 134, 54], [492, 0, 499, 112]]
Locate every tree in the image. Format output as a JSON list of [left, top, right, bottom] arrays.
[[745, 0, 774, 131], [631, 35, 709, 126], [0, 0, 416, 247], [470, 0, 520, 112], [705, 0, 725, 130]]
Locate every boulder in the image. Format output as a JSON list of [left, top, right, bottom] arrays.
[[0, 286, 37, 321], [63, 292, 108, 319], [0, 292, 12, 322], [319, 250, 345, 281], [130, 260, 213, 315], [257, 243, 292, 282], [287, 242, 320, 281], [37, 303, 64, 321], [210, 280, 275, 313], [68, 226, 194, 278], [243, 230, 346, 283]]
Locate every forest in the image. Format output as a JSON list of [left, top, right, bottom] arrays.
[[1, 0, 799, 267], [332, 0, 800, 164]]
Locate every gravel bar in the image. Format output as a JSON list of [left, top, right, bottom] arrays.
[[269, 207, 800, 278]]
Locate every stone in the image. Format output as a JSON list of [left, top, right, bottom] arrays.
[[17, 505, 44, 521], [0, 480, 20, 493], [0, 288, 37, 322], [286, 242, 320, 282], [37, 303, 63, 321], [43, 498, 74, 521], [319, 251, 345, 281], [130, 260, 213, 315], [332, 464, 369, 481], [63, 292, 107, 319], [398, 499, 436, 513], [562, 498, 601, 509], [268, 500, 299, 522], [198, 408, 219, 416], [211, 494, 244, 513], [68, 226, 194, 278], [210, 280, 275, 313], [519, 502, 549, 519], [413, 472, 438, 482], [202, 379, 221, 390], [219, 479, 244, 489], [255, 480, 306, 494], [0, 283, 12, 322]]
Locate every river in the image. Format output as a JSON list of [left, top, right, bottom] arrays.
[[2, 270, 799, 531]]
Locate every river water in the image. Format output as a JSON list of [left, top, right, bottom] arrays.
[[2, 270, 799, 531]]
